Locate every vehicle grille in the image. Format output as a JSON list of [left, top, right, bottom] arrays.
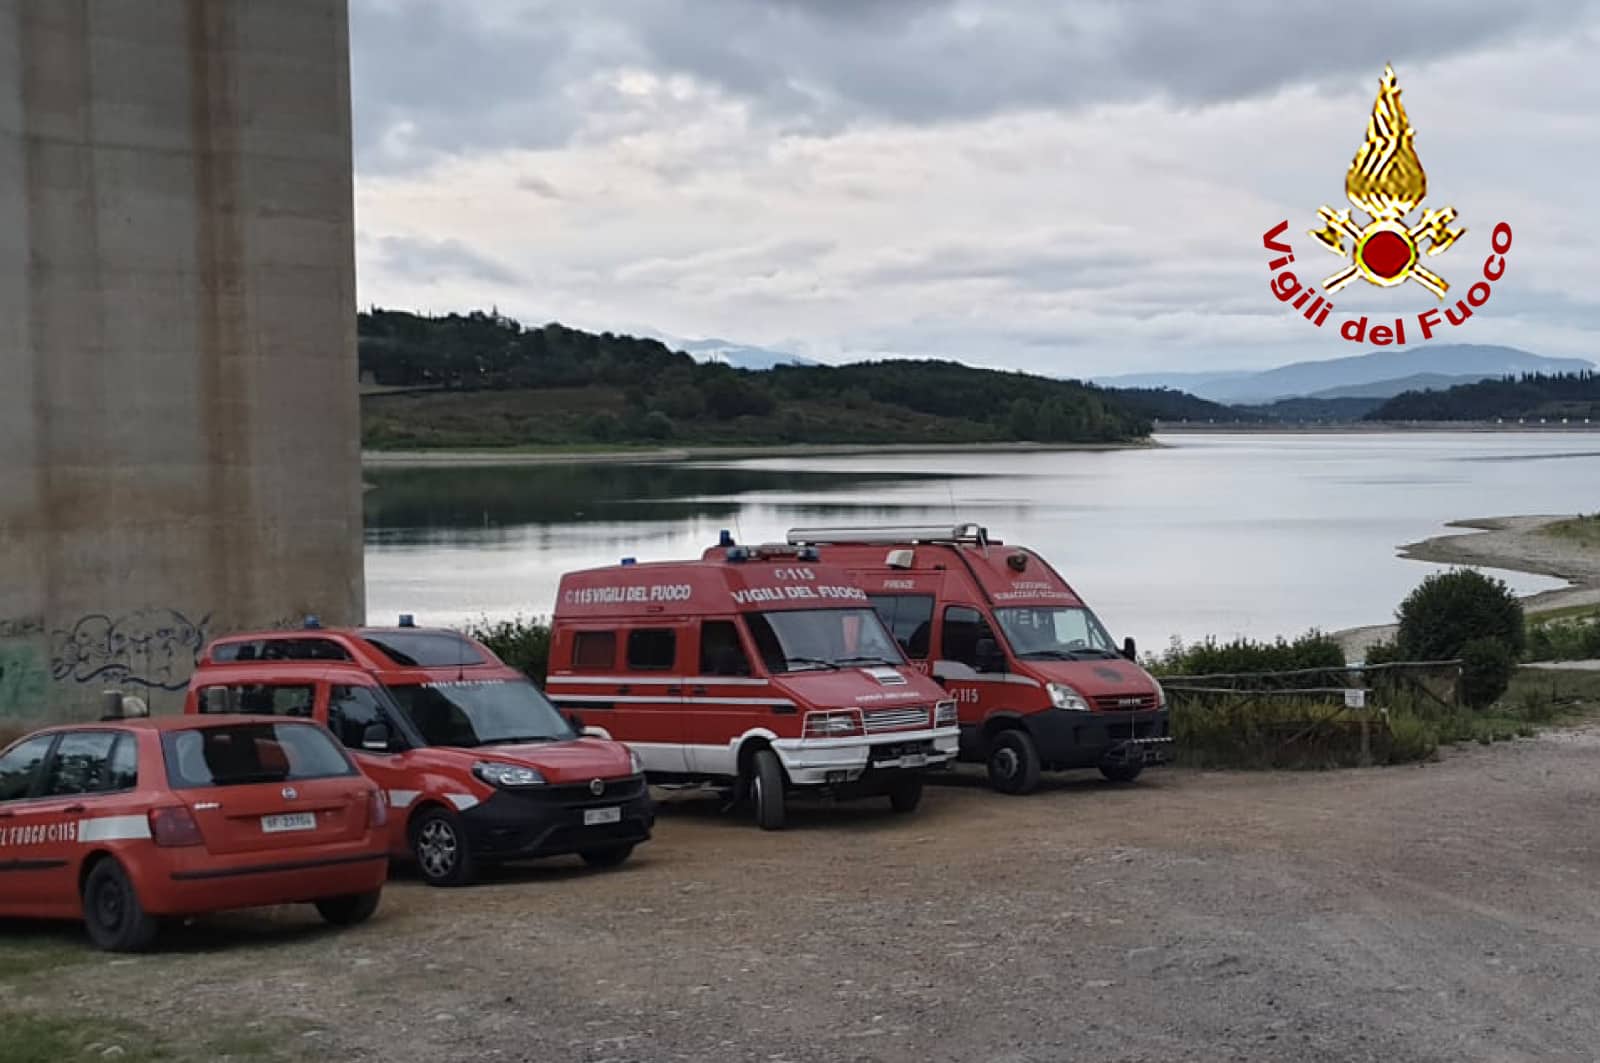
[[1093, 694, 1158, 712], [863, 707, 929, 732], [538, 775, 648, 805]]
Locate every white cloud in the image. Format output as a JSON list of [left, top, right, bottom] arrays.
[[351, 1, 1600, 374]]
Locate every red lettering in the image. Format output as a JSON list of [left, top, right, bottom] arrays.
[[1370, 324, 1393, 346], [1484, 254, 1505, 281], [1394, 316, 1406, 345], [1271, 271, 1302, 302], [1445, 300, 1473, 326], [1263, 220, 1292, 254], [1468, 282, 1490, 307], [1339, 316, 1368, 343], [1418, 307, 1443, 339], [1492, 222, 1512, 255]]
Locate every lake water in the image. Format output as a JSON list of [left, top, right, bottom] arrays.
[[363, 432, 1600, 648]]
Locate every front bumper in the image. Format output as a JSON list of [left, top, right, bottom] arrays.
[[459, 775, 655, 861], [1005, 709, 1172, 771], [772, 725, 960, 786]]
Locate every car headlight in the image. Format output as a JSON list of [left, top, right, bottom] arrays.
[[934, 699, 958, 727], [1047, 682, 1092, 712], [627, 748, 643, 774], [473, 761, 547, 788], [1154, 680, 1167, 709]]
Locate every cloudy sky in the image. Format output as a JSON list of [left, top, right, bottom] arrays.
[[349, 0, 1600, 377]]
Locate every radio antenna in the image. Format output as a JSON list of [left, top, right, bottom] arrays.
[[948, 483, 958, 524], [733, 512, 745, 546]]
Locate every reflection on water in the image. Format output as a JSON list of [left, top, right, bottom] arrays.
[[365, 434, 1598, 644]]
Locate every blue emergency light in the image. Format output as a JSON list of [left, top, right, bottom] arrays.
[[621, 557, 637, 566], [398, 613, 416, 628], [303, 615, 321, 630], [719, 529, 735, 547]]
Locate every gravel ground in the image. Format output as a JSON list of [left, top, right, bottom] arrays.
[[10, 736, 1600, 1062]]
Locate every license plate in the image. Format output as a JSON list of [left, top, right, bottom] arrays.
[[583, 806, 622, 826], [900, 753, 928, 768], [261, 812, 316, 834]]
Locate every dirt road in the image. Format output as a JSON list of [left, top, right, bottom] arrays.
[[10, 735, 1600, 1062]]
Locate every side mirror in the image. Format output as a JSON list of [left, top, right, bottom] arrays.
[[361, 721, 394, 753], [565, 711, 585, 734], [1122, 636, 1138, 662]]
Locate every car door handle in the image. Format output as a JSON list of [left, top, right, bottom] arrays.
[[665, 686, 682, 695], [617, 685, 631, 695], [690, 685, 707, 696]]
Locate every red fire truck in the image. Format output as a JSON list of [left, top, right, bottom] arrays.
[[785, 524, 1171, 794], [545, 543, 959, 829]]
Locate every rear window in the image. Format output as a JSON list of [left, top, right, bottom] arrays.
[[359, 631, 487, 668], [626, 629, 676, 670], [571, 631, 616, 670], [162, 722, 356, 789], [197, 683, 315, 718]]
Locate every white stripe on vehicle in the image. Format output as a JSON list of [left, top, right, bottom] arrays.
[[387, 789, 420, 809], [77, 815, 152, 842], [545, 676, 772, 687], [552, 694, 795, 706], [445, 793, 480, 811]]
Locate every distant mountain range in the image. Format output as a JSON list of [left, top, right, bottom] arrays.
[[1095, 345, 1595, 404], [673, 337, 819, 370]]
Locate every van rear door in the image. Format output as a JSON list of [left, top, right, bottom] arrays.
[[160, 722, 372, 856]]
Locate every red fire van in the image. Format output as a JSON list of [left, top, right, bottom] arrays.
[[184, 622, 653, 885], [786, 524, 1171, 794], [545, 544, 959, 829]]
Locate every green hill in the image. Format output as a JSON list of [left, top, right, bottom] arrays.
[[1366, 372, 1600, 421], [359, 309, 1151, 448]]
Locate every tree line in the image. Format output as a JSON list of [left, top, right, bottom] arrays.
[[1368, 371, 1600, 421], [359, 309, 1151, 445]]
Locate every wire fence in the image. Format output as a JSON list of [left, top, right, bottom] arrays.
[[1159, 660, 1463, 768]]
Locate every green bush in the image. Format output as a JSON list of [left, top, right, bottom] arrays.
[[1151, 630, 1345, 676], [1396, 569, 1525, 660], [463, 615, 551, 682], [1385, 713, 1437, 764], [1361, 638, 1401, 666], [1459, 636, 1515, 709], [1525, 615, 1600, 662]]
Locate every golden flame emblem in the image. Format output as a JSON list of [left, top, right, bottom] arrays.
[[1309, 65, 1464, 299]]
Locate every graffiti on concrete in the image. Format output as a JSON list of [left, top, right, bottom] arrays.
[[0, 643, 50, 718], [50, 609, 211, 692]]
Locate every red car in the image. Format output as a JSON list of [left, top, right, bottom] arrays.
[[0, 715, 389, 951]]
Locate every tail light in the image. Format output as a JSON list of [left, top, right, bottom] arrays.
[[935, 700, 958, 727], [149, 807, 204, 848], [368, 790, 389, 828], [803, 709, 864, 739]]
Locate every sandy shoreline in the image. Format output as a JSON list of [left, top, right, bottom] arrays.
[[362, 439, 1157, 467], [1336, 514, 1600, 658]]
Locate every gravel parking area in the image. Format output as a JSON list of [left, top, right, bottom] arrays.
[[8, 731, 1600, 1062]]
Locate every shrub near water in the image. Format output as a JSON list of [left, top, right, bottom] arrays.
[[1397, 569, 1525, 660], [464, 615, 551, 682], [1150, 630, 1345, 676]]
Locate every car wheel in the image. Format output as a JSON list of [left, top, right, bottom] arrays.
[[411, 807, 476, 887], [82, 858, 159, 953], [887, 775, 923, 813], [1100, 760, 1145, 783], [579, 845, 635, 869], [750, 748, 787, 830], [986, 729, 1042, 795], [315, 890, 382, 927]]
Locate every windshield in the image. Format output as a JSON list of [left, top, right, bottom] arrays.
[[745, 608, 904, 673], [994, 606, 1119, 660], [385, 679, 575, 748]]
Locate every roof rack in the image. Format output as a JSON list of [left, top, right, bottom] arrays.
[[786, 523, 990, 546]]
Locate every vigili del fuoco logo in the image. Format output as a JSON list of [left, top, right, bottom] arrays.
[[1262, 65, 1512, 346]]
